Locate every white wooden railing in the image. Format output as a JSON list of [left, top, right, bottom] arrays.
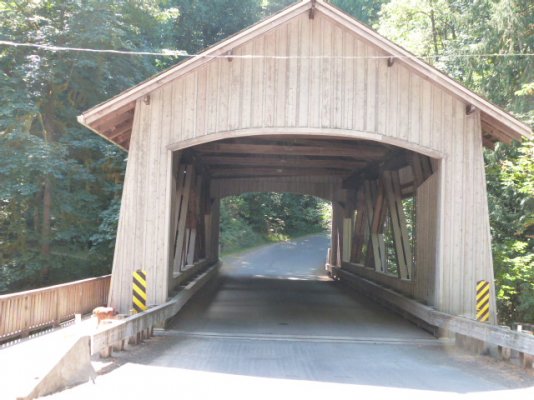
[[0, 275, 110, 342]]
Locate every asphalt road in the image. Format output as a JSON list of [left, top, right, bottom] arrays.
[[48, 234, 534, 399]]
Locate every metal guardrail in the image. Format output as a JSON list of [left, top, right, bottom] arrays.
[[330, 266, 534, 367], [0, 275, 111, 342]]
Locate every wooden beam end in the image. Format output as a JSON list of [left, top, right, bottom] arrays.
[[309, 0, 316, 19], [466, 104, 476, 115]]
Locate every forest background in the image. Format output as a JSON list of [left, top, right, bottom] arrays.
[[0, 0, 532, 325]]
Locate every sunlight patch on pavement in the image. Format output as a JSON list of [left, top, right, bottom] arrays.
[[49, 362, 534, 400]]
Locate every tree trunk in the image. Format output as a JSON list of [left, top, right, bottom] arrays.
[[40, 176, 51, 283], [429, 1, 440, 56]]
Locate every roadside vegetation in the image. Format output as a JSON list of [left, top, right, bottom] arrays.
[[0, 0, 531, 325], [220, 193, 331, 254]]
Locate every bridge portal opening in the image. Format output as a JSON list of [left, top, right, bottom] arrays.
[[168, 134, 436, 305]]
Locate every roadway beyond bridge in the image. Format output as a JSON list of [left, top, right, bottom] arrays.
[[48, 234, 533, 399]]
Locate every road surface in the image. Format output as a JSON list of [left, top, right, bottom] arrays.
[[49, 234, 533, 399]]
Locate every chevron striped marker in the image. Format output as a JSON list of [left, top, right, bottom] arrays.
[[132, 269, 147, 313], [476, 280, 490, 322]]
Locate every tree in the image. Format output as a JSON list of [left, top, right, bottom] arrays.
[[220, 193, 330, 254], [0, 0, 176, 291]]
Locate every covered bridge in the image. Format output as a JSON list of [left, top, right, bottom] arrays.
[[78, 0, 531, 323]]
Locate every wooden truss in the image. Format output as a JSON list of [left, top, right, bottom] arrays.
[[343, 162, 432, 280]]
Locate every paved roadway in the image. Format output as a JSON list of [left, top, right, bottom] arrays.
[[49, 234, 533, 399]]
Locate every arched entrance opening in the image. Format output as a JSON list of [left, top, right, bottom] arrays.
[[167, 133, 437, 307]]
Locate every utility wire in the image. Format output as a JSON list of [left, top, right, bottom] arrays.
[[0, 40, 188, 57], [1, 40, 532, 59]]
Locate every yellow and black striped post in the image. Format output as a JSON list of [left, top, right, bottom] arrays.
[[476, 280, 490, 322], [132, 269, 147, 313]]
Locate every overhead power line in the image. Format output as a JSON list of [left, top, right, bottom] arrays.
[[0, 40, 189, 57], [0, 40, 532, 60]]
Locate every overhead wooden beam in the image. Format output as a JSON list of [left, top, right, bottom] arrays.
[[480, 117, 514, 145], [231, 136, 391, 153], [342, 151, 411, 189], [106, 120, 133, 140], [210, 167, 350, 178], [196, 143, 387, 159], [113, 131, 132, 147], [199, 155, 366, 170], [94, 112, 134, 135], [87, 102, 135, 128]]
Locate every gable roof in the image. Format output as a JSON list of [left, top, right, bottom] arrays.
[[78, 0, 532, 150]]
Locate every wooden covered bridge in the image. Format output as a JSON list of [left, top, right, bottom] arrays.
[[79, 0, 531, 324]]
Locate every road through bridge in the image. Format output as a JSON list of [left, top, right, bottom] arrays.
[[47, 235, 533, 399]]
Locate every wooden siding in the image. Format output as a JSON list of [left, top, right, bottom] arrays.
[[109, 11, 496, 322], [414, 171, 438, 305]]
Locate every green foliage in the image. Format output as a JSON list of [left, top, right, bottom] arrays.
[[486, 141, 534, 323], [332, 0, 386, 25], [220, 193, 330, 254], [262, 0, 386, 24], [0, 0, 169, 292]]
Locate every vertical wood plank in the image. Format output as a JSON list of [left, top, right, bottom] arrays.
[[420, 79, 432, 147], [173, 165, 194, 273], [286, 19, 299, 127], [364, 182, 382, 271], [366, 45, 377, 132], [409, 72, 422, 144], [333, 24, 343, 128], [297, 14, 310, 127], [376, 52, 388, 135], [228, 49, 242, 130], [342, 30, 354, 130], [397, 65, 410, 141], [217, 58, 230, 132], [431, 85, 443, 152], [275, 24, 288, 127], [263, 30, 276, 127], [196, 67, 208, 137], [251, 36, 265, 128], [386, 62, 398, 139], [308, 15, 321, 128], [206, 61, 219, 134], [353, 39, 365, 131], [184, 72, 197, 139], [320, 16, 332, 128], [383, 171, 408, 278], [241, 42, 253, 129], [392, 170, 413, 278]]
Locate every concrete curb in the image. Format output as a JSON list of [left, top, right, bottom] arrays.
[[20, 335, 95, 400]]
